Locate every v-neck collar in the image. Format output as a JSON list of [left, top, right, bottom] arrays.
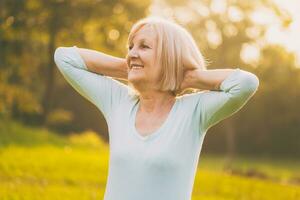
[[131, 97, 180, 142]]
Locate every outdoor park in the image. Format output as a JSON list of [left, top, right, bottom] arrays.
[[1, 0, 300, 199]]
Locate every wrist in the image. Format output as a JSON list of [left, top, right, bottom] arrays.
[[115, 58, 128, 79], [195, 70, 223, 90], [189, 69, 217, 90]]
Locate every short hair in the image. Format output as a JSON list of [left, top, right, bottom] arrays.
[[126, 16, 207, 96]]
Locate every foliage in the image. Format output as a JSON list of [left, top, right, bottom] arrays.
[[0, 0, 299, 156], [0, 121, 299, 199], [0, 0, 151, 120], [159, 0, 300, 156]]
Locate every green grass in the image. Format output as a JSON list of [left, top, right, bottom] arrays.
[[0, 120, 299, 199]]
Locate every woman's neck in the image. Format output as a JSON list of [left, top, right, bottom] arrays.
[[138, 91, 176, 113]]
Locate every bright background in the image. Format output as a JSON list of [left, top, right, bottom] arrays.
[[0, 0, 299, 199]]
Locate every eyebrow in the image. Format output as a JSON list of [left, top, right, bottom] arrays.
[[130, 38, 151, 45]]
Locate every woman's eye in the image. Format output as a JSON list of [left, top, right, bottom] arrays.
[[141, 44, 149, 48], [128, 44, 149, 50]]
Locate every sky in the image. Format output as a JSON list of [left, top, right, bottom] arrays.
[[240, 0, 300, 65], [264, 0, 300, 65], [150, 0, 300, 66]]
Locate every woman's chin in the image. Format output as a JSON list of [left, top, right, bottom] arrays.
[[128, 74, 144, 84]]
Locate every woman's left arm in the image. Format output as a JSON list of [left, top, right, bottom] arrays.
[[181, 68, 259, 132], [181, 68, 237, 91]]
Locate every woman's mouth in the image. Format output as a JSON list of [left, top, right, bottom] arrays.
[[130, 64, 144, 69]]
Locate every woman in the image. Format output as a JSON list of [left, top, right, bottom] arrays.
[[54, 17, 259, 200]]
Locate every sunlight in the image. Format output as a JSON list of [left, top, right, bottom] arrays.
[[210, 0, 227, 14], [228, 6, 244, 22], [150, 0, 300, 65], [240, 43, 260, 65], [265, 0, 300, 65]]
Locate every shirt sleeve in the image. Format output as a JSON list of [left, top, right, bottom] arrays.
[[197, 68, 259, 133], [54, 46, 129, 121]]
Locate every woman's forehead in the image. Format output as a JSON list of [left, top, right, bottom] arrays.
[[131, 26, 157, 44]]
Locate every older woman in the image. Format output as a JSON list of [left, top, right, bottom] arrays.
[[54, 17, 259, 200]]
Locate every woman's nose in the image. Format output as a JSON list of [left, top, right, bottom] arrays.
[[128, 48, 139, 58]]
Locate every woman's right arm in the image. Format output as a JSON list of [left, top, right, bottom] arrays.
[[54, 46, 129, 120], [76, 47, 128, 79]]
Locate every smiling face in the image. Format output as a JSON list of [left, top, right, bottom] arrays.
[[126, 25, 162, 91]]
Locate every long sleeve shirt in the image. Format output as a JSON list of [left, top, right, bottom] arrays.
[[54, 46, 259, 200]]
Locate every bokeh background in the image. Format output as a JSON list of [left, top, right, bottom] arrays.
[[0, 0, 299, 199]]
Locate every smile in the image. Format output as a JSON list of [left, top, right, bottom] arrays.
[[130, 64, 144, 69]]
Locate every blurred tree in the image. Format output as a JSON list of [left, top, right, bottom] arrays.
[[1, 0, 299, 157], [0, 0, 42, 121], [238, 44, 300, 157], [157, 0, 295, 157], [0, 0, 151, 128]]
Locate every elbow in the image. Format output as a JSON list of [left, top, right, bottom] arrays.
[[54, 47, 64, 67], [54, 47, 67, 66], [246, 72, 259, 91], [240, 71, 259, 96]]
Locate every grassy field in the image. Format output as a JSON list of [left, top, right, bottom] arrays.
[[0, 120, 300, 200]]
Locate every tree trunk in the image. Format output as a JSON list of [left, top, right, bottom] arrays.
[[41, 17, 57, 124], [224, 117, 236, 168]]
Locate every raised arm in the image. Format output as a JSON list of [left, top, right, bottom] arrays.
[[76, 47, 128, 79], [185, 68, 259, 133], [180, 68, 236, 91], [54, 46, 129, 120]]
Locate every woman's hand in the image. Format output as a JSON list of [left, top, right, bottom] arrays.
[[180, 69, 201, 91], [180, 68, 237, 91], [180, 51, 208, 91]]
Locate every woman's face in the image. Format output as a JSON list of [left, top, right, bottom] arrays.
[[126, 25, 161, 90]]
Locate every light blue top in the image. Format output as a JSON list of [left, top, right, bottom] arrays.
[[54, 46, 259, 200]]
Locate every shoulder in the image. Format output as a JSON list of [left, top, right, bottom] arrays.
[[175, 91, 206, 112], [178, 90, 209, 103]]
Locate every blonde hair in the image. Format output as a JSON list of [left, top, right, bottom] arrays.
[[127, 16, 207, 96]]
